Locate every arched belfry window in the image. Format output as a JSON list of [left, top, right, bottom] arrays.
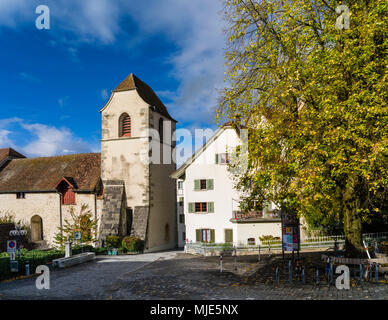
[[119, 113, 131, 137], [159, 118, 164, 143]]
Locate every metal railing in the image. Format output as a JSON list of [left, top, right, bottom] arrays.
[[185, 232, 388, 254]]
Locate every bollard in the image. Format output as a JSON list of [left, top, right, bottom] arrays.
[[316, 269, 319, 284], [288, 260, 292, 283], [220, 255, 223, 273], [375, 264, 379, 283], [258, 245, 261, 262], [359, 264, 363, 283], [65, 239, 72, 258], [275, 267, 279, 284], [268, 243, 271, 257], [329, 262, 333, 284], [25, 261, 30, 276], [301, 267, 305, 284], [234, 248, 237, 271]]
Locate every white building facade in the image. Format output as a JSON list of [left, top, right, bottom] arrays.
[[176, 179, 186, 248], [171, 124, 282, 247]]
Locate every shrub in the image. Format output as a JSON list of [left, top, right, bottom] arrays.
[[106, 235, 121, 248], [222, 242, 234, 252], [121, 236, 144, 253], [54, 204, 99, 249]]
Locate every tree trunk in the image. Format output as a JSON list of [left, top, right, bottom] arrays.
[[344, 207, 363, 258], [343, 174, 364, 258]]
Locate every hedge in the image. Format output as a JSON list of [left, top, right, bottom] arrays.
[[0, 246, 108, 281]]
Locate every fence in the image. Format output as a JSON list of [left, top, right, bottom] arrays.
[[185, 232, 388, 255]]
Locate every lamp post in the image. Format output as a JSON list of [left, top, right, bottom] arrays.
[[9, 224, 27, 260]]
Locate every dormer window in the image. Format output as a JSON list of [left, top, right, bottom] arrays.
[[16, 192, 25, 199], [55, 177, 76, 205], [119, 113, 131, 137]]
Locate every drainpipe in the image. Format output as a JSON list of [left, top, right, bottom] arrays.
[[57, 192, 63, 239], [94, 192, 98, 247]]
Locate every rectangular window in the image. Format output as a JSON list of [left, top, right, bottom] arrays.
[[178, 197, 184, 206], [16, 192, 25, 199], [189, 202, 214, 213], [194, 179, 214, 191], [178, 181, 183, 190], [219, 153, 230, 164], [225, 229, 233, 243], [248, 238, 256, 245], [196, 229, 215, 243], [179, 214, 185, 224], [195, 202, 207, 212]]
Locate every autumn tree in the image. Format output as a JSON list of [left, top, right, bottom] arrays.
[[54, 204, 99, 248], [218, 0, 387, 257]]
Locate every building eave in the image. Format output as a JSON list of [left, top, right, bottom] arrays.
[[229, 218, 282, 224], [170, 125, 235, 179]]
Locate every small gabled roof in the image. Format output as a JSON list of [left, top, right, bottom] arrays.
[[55, 176, 78, 190], [101, 73, 176, 122], [170, 122, 240, 179], [0, 148, 26, 162]]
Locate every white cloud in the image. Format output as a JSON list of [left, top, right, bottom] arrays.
[[1, 0, 227, 128], [124, 0, 226, 127], [100, 89, 109, 101], [20, 123, 94, 157], [0, 118, 95, 157]]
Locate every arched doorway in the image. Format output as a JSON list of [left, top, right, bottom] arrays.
[[31, 215, 43, 242]]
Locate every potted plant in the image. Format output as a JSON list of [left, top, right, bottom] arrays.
[[105, 235, 121, 255]]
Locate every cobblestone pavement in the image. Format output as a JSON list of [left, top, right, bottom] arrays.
[[0, 251, 387, 300]]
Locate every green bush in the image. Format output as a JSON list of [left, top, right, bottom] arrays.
[[0, 249, 64, 281], [221, 242, 234, 252], [105, 236, 121, 248], [0, 245, 111, 281], [121, 236, 144, 253]]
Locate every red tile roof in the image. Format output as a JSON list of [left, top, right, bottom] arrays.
[[0, 153, 101, 192]]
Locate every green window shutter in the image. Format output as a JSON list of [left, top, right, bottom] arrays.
[[207, 179, 214, 190], [210, 229, 215, 243], [215, 154, 219, 164], [194, 179, 200, 191], [225, 229, 233, 243], [196, 229, 201, 242], [207, 202, 214, 213], [188, 203, 195, 213]]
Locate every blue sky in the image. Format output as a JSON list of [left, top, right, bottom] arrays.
[[0, 0, 226, 158]]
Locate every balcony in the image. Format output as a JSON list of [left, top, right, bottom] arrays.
[[231, 210, 281, 223]]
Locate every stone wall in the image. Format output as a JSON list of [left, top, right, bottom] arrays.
[[0, 193, 102, 248], [99, 180, 126, 240]]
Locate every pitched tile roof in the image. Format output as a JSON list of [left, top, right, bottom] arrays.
[[0, 148, 26, 162], [113, 73, 176, 122], [0, 153, 101, 192]]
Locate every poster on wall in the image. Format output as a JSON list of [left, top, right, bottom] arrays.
[[281, 212, 300, 252]]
